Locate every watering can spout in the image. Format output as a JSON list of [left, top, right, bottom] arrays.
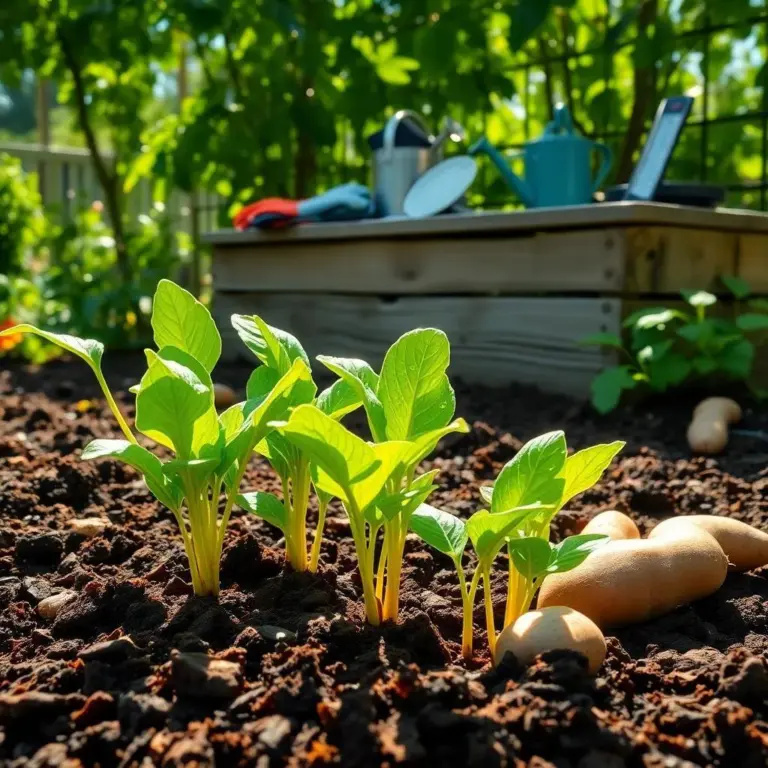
[[469, 137, 536, 208]]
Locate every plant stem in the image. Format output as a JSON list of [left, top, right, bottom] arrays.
[[459, 562, 481, 660], [382, 522, 405, 622], [483, 570, 497, 660], [504, 553, 520, 628], [375, 527, 387, 602], [286, 464, 310, 571], [308, 496, 328, 573], [95, 369, 137, 444], [347, 501, 380, 625]]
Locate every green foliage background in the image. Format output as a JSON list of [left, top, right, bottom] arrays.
[[1, 0, 766, 225]]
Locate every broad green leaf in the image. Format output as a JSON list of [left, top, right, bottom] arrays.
[[681, 290, 717, 308], [748, 298, 768, 312], [377, 329, 451, 441], [646, 354, 692, 391], [579, 332, 624, 349], [590, 366, 637, 414], [479, 485, 494, 505], [561, 441, 624, 506], [736, 314, 768, 332], [81, 439, 182, 511], [135, 353, 212, 458], [151, 280, 221, 373], [410, 503, 468, 559], [237, 491, 287, 531], [401, 418, 470, 469], [410, 374, 456, 437], [348, 440, 412, 513], [257, 431, 298, 480], [547, 534, 608, 574], [246, 366, 281, 402], [374, 468, 439, 522], [491, 431, 566, 515], [219, 402, 246, 443], [678, 321, 716, 344], [507, 537, 553, 582], [316, 379, 363, 420], [692, 356, 718, 375], [317, 355, 386, 441], [222, 360, 315, 475], [231, 314, 309, 374], [0, 324, 103, 369], [163, 457, 220, 490], [721, 275, 751, 299], [274, 404, 380, 508], [717, 339, 754, 378], [467, 505, 551, 565]]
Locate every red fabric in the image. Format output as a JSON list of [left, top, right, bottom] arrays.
[[233, 198, 299, 230]]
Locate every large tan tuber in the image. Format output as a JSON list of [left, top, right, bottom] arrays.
[[538, 512, 728, 628], [687, 397, 742, 455], [650, 515, 768, 572], [494, 606, 606, 674]]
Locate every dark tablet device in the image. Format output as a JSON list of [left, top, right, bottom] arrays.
[[624, 96, 694, 201]]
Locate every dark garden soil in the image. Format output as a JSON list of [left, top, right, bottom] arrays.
[[1, 355, 768, 767]]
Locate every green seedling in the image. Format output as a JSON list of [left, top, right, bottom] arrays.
[[410, 431, 624, 659], [230, 314, 361, 572], [583, 277, 768, 413], [1, 280, 312, 596], [317, 328, 469, 621]]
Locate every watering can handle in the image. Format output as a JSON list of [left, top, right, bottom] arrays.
[[382, 110, 432, 162], [591, 141, 613, 194]]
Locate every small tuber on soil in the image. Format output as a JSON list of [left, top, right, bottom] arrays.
[[649, 515, 768, 572], [494, 606, 606, 674], [537, 512, 728, 628], [580, 509, 640, 541], [687, 397, 742, 455]]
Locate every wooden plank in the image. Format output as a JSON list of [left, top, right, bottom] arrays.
[[214, 293, 620, 397], [624, 226, 741, 294], [213, 229, 625, 294], [738, 234, 768, 294], [204, 202, 768, 247]]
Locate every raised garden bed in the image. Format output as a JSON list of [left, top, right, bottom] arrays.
[[209, 202, 768, 396], [1, 354, 767, 766]]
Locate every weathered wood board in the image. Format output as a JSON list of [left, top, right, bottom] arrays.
[[214, 293, 621, 395], [213, 229, 625, 294]]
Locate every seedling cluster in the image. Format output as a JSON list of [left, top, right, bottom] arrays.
[[2, 279, 623, 657]]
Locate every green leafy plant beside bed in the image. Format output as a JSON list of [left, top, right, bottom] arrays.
[[410, 433, 624, 659], [582, 277, 768, 413]]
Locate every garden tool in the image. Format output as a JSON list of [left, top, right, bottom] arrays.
[[469, 104, 612, 208], [369, 111, 465, 216], [233, 183, 374, 230]]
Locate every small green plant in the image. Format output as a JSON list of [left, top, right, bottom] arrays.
[[266, 329, 468, 625], [230, 314, 362, 573], [410, 432, 624, 659], [583, 277, 768, 413], [1, 280, 313, 596]]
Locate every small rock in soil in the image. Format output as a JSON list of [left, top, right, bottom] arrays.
[[70, 517, 108, 538], [16, 533, 64, 564], [171, 650, 243, 699], [0, 691, 85, 722], [38, 590, 77, 619], [118, 691, 171, 736], [58, 551, 79, 573], [718, 653, 768, 706], [79, 635, 139, 663], [163, 575, 193, 596], [259, 624, 297, 643], [22, 576, 54, 602], [71, 691, 117, 728]]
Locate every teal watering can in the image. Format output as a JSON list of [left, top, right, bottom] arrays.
[[469, 105, 612, 208]]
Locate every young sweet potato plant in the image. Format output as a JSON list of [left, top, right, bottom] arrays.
[[410, 431, 624, 658], [228, 314, 362, 573], [0, 280, 315, 596], [271, 329, 469, 625]]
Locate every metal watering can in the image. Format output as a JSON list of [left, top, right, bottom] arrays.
[[469, 104, 612, 208], [370, 110, 465, 216]]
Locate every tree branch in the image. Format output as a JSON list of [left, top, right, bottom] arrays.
[[57, 29, 129, 279]]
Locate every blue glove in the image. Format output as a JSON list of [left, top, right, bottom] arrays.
[[297, 183, 374, 222]]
